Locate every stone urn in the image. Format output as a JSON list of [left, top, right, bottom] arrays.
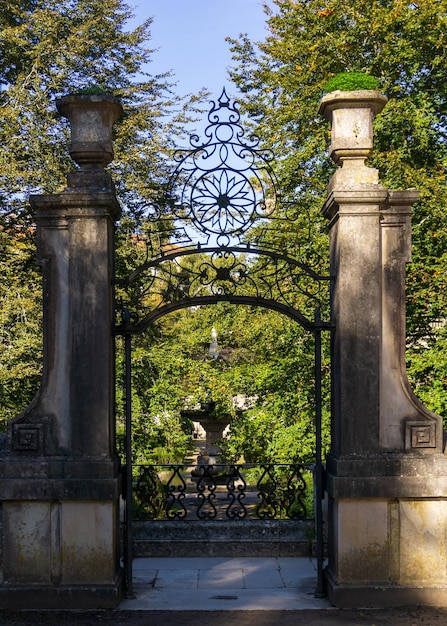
[[181, 402, 231, 475], [56, 93, 123, 170], [318, 90, 388, 188]]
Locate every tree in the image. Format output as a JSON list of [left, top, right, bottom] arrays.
[[0, 0, 203, 225], [0, 0, 203, 422], [0, 228, 42, 424], [406, 325, 447, 418], [227, 0, 447, 418], [116, 298, 329, 465]]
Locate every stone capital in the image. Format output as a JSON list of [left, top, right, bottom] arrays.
[[30, 190, 121, 222], [322, 188, 389, 223]]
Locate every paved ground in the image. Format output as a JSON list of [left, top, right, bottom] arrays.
[[1, 607, 447, 625], [1, 558, 447, 624], [121, 556, 329, 610]]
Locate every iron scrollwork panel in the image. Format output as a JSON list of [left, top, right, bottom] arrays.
[[131, 464, 312, 521], [163, 87, 280, 249], [285, 463, 309, 520]]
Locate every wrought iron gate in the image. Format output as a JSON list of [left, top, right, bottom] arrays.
[[113, 89, 332, 598]]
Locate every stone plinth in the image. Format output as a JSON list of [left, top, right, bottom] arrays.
[[132, 519, 316, 557], [325, 453, 447, 607]]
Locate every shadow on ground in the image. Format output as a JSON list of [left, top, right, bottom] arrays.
[[1, 608, 447, 626]]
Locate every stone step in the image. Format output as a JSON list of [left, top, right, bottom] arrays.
[[131, 519, 318, 558]]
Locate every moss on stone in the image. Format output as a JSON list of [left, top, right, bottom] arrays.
[[323, 72, 380, 93]]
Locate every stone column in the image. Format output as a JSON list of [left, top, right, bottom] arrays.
[[0, 95, 124, 608], [320, 90, 447, 607]]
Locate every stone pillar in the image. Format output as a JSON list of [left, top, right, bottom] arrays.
[[320, 90, 447, 607], [0, 95, 124, 608]]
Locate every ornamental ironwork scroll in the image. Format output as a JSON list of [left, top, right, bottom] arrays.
[[114, 89, 331, 332], [132, 463, 312, 521], [140, 87, 282, 251], [173, 88, 275, 247]]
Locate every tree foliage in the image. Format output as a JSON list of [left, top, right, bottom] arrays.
[[0, 0, 202, 225], [227, 0, 447, 418], [406, 326, 447, 418], [0, 228, 42, 424], [115, 301, 330, 465], [0, 0, 203, 423], [5, 0, 446, 464]]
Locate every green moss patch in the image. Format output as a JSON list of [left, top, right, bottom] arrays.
[[323, 72, 380, 93]]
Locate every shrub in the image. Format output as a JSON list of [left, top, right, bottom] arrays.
[[73, 85, 110, 95], [323, 72, 380, 93]]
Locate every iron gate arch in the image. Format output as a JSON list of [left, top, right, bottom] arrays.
[[113, 89, 332, 599]]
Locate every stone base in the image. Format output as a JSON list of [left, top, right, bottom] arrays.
[[326, 571, 447, 608], [0, 496, 123, 610], [0, 573, 124, 609], [326, 492, 447, 609]]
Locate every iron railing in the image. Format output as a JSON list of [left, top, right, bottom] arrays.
[[129, 463, 314, 521]]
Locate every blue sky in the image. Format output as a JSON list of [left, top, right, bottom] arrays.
[[127, 1, 271, 99]]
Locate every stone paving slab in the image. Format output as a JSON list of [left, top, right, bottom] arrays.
[[155, 568, 199, 589], [121, 588, 331, 611], [242, 567, 285, 589], [198, 568, 246, 589], [120, 556, 329, 611]]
